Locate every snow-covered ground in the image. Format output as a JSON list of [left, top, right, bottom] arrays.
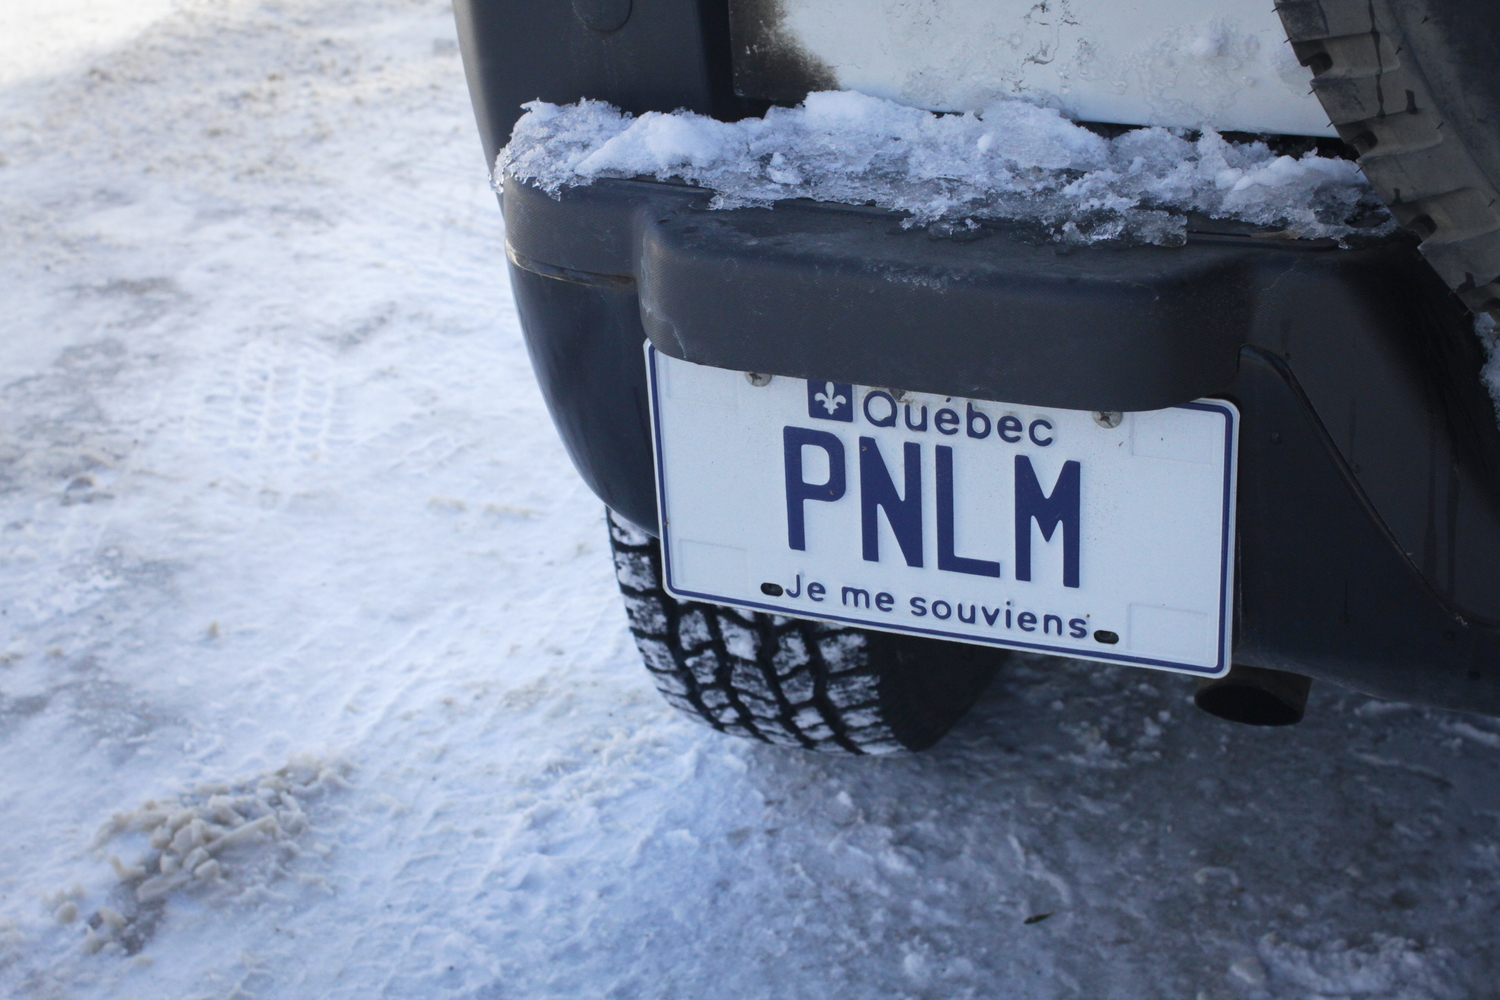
[[0, 2, 1497, 998]]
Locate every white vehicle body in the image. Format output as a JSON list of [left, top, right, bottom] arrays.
[[737, 0, 1333, 136]]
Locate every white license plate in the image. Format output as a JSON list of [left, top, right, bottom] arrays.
[[647, 346, 1238, 677]]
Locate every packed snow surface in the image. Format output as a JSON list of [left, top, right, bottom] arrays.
[[501, 92, 1395, 244], [1, 2, 1498, 999]]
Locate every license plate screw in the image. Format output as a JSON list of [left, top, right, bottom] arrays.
[[1092, 410, 1123, 429], [745, 372, 772, 387]]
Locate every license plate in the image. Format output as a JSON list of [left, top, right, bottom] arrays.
[[646, 346, 1238, 677]]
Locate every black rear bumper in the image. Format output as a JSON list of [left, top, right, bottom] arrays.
[[503, 174, 1500, 717], [452, 0, 1500, 715]]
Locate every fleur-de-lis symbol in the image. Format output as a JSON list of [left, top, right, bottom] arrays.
[[814, 382, 847, 415]]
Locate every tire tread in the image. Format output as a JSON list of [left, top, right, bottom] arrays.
[[1276, 0, 1500, 317], [606, 510, 1001, 754]]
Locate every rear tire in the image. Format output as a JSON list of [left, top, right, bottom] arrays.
[[1276, 0, 1500, 320], [608, 510, 1003, 754]]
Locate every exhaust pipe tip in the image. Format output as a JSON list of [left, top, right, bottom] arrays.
[[1194, 664, 1312, 726]]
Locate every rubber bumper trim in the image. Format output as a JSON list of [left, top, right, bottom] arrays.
[[503, 173, 1363, 413]]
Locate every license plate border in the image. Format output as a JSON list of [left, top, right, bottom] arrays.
[[646, 344, 1239, 678]]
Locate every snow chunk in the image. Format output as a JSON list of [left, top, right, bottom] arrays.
[[500, 91, 1393, 245], [577, 111, 746, 175], [74, 755, 349, 956]]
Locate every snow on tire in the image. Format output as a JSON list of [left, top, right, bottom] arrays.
[[607, 509, 1004, 754]]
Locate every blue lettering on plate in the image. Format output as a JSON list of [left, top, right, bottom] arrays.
[[859, 437, 923, 567], [1014, 455, 1081, 589], [936, 445, 1000, 578], [783, 427, 846, 550], [807, 381, 854, 422]]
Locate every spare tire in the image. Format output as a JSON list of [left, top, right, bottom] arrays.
[[1276, 0, 1500, 320]]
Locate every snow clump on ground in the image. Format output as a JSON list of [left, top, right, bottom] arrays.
[[70, 756, 349, 956], [500, 90, 1394, 245]]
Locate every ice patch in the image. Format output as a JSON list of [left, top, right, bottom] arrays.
[[75, 755, 349, 956], [499, 91, 1393, 246]]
